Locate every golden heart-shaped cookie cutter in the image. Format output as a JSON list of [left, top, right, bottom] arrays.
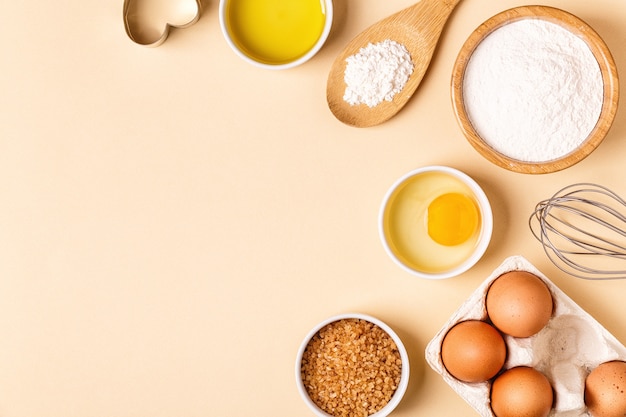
[[123, 0, 202, 47]]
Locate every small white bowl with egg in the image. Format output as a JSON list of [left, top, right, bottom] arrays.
[[379, 166, 492, 279]]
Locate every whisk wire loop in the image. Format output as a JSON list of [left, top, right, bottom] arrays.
[[530, 183, 626, 280]]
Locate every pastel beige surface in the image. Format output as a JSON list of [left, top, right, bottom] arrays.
[[1, 0, 625, 416]]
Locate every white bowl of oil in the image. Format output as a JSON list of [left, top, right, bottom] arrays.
[[379, 166, 493, 279], [219, 0, 333, 70]]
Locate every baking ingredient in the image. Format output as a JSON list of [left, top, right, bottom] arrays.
[[344, 39, 414, 107], [440, 320, 506, 383], [427, 192, 479, 246], [224, 0, 327, 65], [426, 256, 626, 417], [585, 360, 626, 417], [463, 19, 603, 162], [300, 318, 402, 417], [382, 171, 482, 273], [486, 271, 553, 337], [491, 366, 554, 417]]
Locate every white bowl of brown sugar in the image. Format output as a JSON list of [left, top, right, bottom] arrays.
[[295, 313, 410, 417]]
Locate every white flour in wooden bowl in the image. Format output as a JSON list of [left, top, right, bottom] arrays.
[[462, 19, 603, 162]]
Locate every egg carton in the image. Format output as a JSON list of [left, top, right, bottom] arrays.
[[425, 255, 626, 417]]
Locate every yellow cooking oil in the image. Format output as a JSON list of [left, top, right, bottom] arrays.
[[225, 0, 327, 65]]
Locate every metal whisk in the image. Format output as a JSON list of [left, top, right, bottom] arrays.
[[530, 183, 626, 280]]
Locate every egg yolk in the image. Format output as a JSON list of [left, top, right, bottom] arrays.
[[427, 193, 479, 246]]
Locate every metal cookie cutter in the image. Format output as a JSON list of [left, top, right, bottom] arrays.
[[123, 0, 202, 47]]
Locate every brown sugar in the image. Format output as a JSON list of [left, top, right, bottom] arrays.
[[300, 318, 402, 417]]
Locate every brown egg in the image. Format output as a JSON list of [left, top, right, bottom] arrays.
[[440, 320, 506, 383], [486, 271, 553, 338], [491, 366, 553, 417], [585, 360, 626, 417]]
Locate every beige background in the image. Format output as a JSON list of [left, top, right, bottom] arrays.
[[1, 0, 625, 416]]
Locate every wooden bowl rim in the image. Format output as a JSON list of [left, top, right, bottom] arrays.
[[451, 5, 619, 174]]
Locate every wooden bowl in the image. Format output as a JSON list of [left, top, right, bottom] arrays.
[[451, 6, 619, 174]]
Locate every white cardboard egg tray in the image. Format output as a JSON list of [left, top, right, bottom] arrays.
[[425, 255, 626, 417]]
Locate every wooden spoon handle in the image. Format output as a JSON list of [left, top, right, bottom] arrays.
[[395, 0, 462, 48]]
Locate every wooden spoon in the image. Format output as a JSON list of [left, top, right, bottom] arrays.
[[327, 0, 461, 127]]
